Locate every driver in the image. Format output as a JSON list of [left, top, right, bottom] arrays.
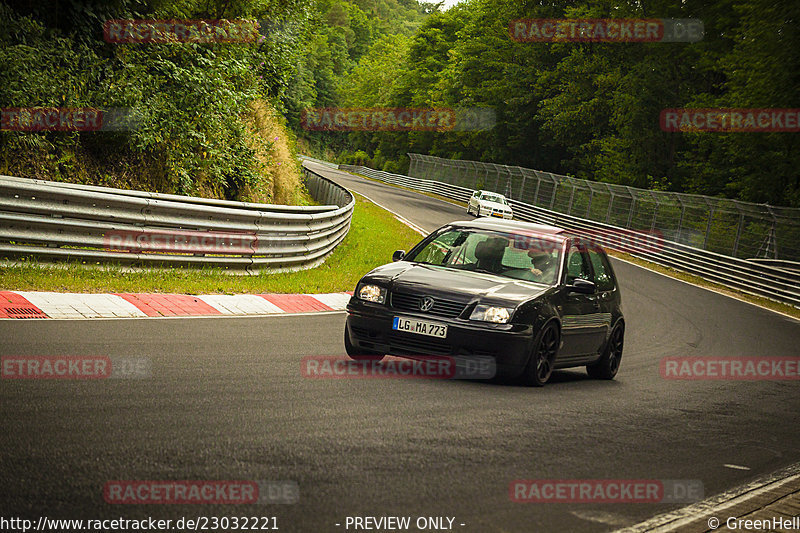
[[473, 237, 509, 273], [528, 250, 556, 282]]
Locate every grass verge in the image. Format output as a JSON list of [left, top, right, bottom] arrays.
[[0, 193, 422, 294]]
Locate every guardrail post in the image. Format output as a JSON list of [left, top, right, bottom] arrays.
[[768, 223, 778, 259], [625, 187, 636, 229], [732, 206, 745, 257], [650, 191, 660, 232], [565, 179, 577, 215], [703, 199, 715, 250], [605, 191, 615, 224], [533, 173, 542, 205], [675, 196, 686, 242], [766, 207, 779, 259], [549, 174, 559, 211], [586, 188, 593, 217]]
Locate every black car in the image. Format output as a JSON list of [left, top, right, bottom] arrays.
[[344, 218, 624, 386]]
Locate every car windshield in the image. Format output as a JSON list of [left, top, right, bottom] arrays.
[[405, 228, 562, 285], [480, 193, 506, 204]]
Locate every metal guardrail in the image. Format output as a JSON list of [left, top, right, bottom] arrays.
[[339, 164, 800, 308], [0, 166, 354, 274], [407, 153, 800, 262], [746, 258, 800, 274], [299, 155, 339, 169]]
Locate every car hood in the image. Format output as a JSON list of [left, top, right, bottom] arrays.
[[479, 200, 511, 211], [363, 262, 548, 306]]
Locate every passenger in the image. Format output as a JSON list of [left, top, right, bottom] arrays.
[[528, 250, 556, 283]]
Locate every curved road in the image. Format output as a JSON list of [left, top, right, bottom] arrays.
[[1, 162, 798, 532]]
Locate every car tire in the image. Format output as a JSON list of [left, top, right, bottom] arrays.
[[344, 326, 385, 362], [466, 205, 473, 216], [521, 321, 559, 387], [587, 322, 623, 380]]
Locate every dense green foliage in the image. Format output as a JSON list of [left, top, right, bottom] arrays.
[[282, 0, 436, 161], [291, 0, 799, 207], [0, 0, 312, 201], [2, 0, 797, 207]]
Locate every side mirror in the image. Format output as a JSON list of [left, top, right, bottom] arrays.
[[568, 278, 596, 294], [392, 250, 406, 262]]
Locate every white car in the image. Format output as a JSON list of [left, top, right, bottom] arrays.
[[467, 190, 513, 219]]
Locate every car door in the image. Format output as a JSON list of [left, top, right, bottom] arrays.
[[585, 246, 616, 354], [556, 240, 605, 360]]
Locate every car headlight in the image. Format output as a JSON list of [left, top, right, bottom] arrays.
[[357, 284, 386, 304], [470, 304, 513, 323]]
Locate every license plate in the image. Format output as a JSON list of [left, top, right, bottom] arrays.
[[392, 316, 448, 338], [492, 213, 503, 218]]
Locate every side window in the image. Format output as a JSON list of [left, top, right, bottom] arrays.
[[414, 231, 460, 264], [588, 249, 614, 291], [565, 243, 592, 284]]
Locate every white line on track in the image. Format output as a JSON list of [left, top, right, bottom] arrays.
[[614, 461, 800, 533], [723, 464, 751, 470]]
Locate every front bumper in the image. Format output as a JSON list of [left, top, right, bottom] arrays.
[[346, 298, 533, 377], [480, 209, 513, 219]]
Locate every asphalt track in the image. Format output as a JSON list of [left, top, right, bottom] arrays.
[[1, 161, 799, 532]]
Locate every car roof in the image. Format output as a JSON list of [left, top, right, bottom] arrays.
[[448, 218, 569, 238], [476, 190, 505, 197]]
